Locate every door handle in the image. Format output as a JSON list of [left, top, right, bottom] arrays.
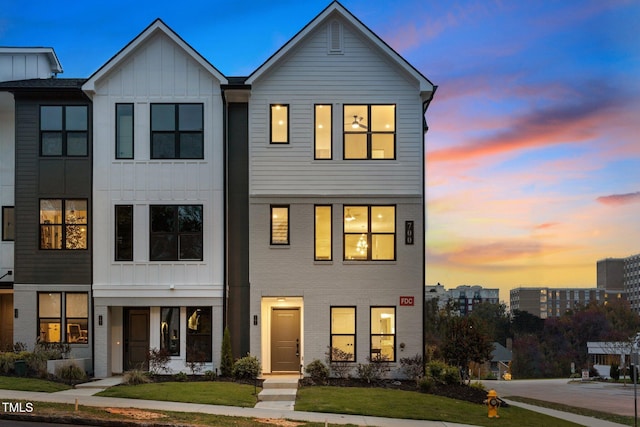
[[296, 338, 299, 357]]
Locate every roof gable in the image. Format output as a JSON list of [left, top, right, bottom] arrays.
[[246, 1, 433, 95], [82, 19, 227, 93]]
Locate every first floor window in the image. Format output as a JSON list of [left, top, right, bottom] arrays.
[[2, 206, 14, 241], [330, 307, 355, 361], [270, 205, 289, 245], [344, 205, 395, 260], [371, 307, 395, 362], [161, 307, 180, 356], [115, 205, 133, 261], [40, 199, 88, 250], [150, 205, 203, 261], [38, 292, 88, 343], [186, 307, 212, 362], [270, 104, 289, 143], [315, 205, 332, 260]]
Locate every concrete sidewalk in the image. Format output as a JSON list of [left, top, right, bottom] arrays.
[[501, 398, 628, 427]]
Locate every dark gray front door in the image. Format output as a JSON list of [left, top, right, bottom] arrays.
[[124, 308, 149, 371], [271, 308, 300, 372]]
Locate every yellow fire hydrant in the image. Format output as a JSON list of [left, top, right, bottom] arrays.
[[484, 389, 500, 418]]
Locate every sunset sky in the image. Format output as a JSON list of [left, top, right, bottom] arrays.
[[2, 0, 638, 301]]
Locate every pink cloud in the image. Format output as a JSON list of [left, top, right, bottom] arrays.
[[596, 191, 640, 206]]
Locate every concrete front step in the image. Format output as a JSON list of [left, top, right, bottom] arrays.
[[257, 388, 298, 402], [261, 378, 299, 389]]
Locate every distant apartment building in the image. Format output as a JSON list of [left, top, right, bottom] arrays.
[[597, 258, 625, 291], [624, 254, 640, 312], [510, 287, 622, 319], [425, 284, 499, 315]]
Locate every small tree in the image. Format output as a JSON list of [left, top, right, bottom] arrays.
[[220, 326, 233, 377], [147, 348, 171, 375]]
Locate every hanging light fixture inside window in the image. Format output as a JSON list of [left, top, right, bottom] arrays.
[[356, 233, 368, 255], [345, 209, 356, 222]]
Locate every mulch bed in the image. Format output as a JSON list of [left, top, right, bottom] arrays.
[[299, 377, 491, 405]]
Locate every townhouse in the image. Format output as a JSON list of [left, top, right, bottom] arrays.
[[0, 1, 435, 377]]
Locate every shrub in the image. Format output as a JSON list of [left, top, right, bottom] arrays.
[[356, 356, 390, 384], [0, 352, 17, 375], [610, 363, 620, 381], [147, 348, 171, 375], [173, 371, 188, 382], [400, 354, 424, 383], [442, 365, 462, 385], [470, 380, 486, 391], [232, 354, 261, 380], [34, 341, 70, 360], [54, 360, 87, 384], [203, 370, 217, 381], [24, 351, 48, 378], [325, 347, 353, 379], [186, 349, 207, 375], [426, 360, 460, 385], [220, 327, 233, 377], [305, 360, 329, 384], [123, 370, 151, 385], [418, 376, 435, 393]]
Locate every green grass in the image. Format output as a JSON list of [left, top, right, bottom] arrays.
[[96, 381, 260, 407], [507, 396, 635, 426], [295, 386, 583, 427], [6, 401, 353, 426], [0, 376, 71, 392]]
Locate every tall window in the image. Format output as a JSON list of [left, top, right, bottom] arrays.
[[315, 104, 332, 159], [40, 105, 88, 156], [116, 103, 134, 159], [151, 103, 203, 159], [343, 105, 395, 159], [187, 307, 212, 362], [38, 292, 88, 343], [270, 104, 288, 144], [330, 307, 355, 361], [115, 205, 133, 261], [40, 199, 88, 250], [270, 205, 289, 245], [2, 206, 14, 241], [371, 307, 395, 362], [161, 307, 180, 356], [315, 205, 332, 260], [343, 205, 395, 260], [66, 293, 88, 343], [150, 205, 203, 261]]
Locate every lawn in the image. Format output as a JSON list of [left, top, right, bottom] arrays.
[[0, 376, 71, 392], [296, 386, 583, 427], [96, 381, 260, 407]]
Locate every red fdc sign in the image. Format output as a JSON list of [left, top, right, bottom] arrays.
[[400, 296, 414, 306]]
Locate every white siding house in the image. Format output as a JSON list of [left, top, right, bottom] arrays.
[[245, 3, 434, 375], [83, 20, 227, 377]]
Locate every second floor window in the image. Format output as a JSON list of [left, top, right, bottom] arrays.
[[150, 205, 203, 261], [343, 105, 395, 159], [344, 205, 395, 261], [116, 103, 134, 159], [40, 105, 88, 156], [115, 205, 133, 261], [151, 103, 203, 159], [40, 199, 88, 250]]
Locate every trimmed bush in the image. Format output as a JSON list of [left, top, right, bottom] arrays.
[[220, 327, 233, 377], [173, 371, 188, 382], [610, 363, 620, 381], [418, 376, 435, 393], [123, 369, 151, 385], [305, 359, 329, 384], [54, 360, 87, 384], [232, 354, 261, 380], [0, 352, 17, 375]]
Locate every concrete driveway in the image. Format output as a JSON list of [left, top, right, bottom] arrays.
[[483, 378, 640, 417]]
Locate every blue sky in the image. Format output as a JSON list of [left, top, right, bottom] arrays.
[[2, 0, 639, 300]]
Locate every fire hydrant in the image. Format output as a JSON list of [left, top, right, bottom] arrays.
[[484, 389, 500, 418]]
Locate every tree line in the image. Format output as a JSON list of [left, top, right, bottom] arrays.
[[424, 298, 640, 378]]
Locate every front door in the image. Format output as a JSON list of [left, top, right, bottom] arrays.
[[271, 308, 300, 372], [124, 308, 150, 371]]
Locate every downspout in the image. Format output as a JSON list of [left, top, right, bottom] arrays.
[[422, 85, 437, 363]]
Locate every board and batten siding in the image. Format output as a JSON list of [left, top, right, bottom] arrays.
[[0, 93, 15, 277], [90, 31, 224, 297], [249, 19, 425, 196]]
